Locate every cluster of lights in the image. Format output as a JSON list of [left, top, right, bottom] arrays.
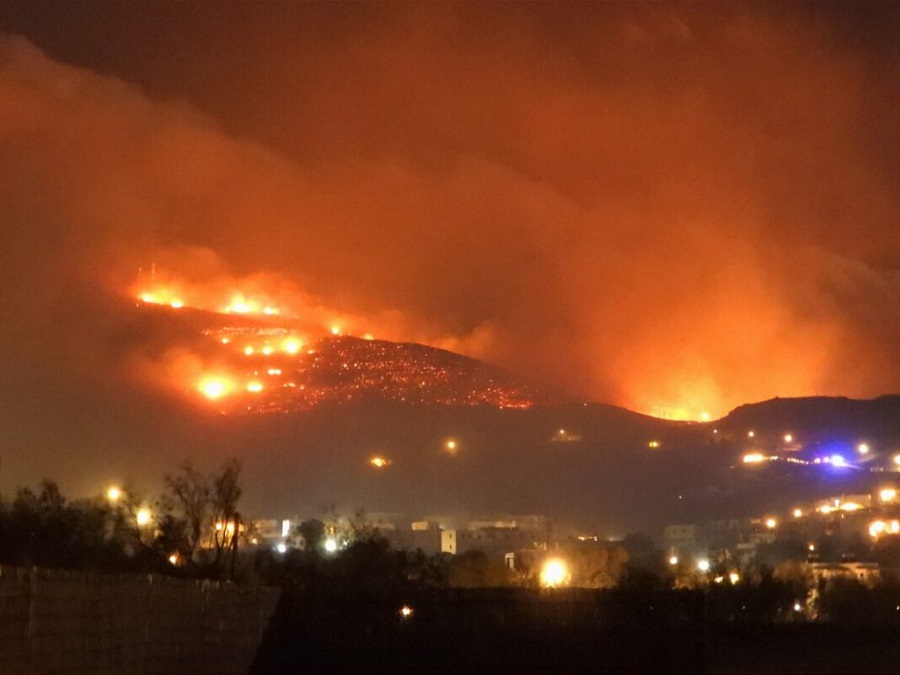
[[817, 499, 864, 515], [647, 440, 661, 449], [214, 520, 238, 535], [713, 572, 740, 585], [869, 520, 900, 538]]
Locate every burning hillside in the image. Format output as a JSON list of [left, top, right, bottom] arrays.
[[133, 269, 547, 412]]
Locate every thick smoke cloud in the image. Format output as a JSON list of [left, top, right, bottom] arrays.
[[0, 4, 898, 497]]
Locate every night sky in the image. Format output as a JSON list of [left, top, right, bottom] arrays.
[[1, 3, 898, 512]]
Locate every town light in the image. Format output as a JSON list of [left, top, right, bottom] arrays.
[[879, 488, 897, 502], [793, 508, 803, 518], [729, 572, 740, 584], [668, 555, 679, 565], [747, 431, 755, 438], [136, 508, 152, 526], [275, 543, 287, 554], [370, 456, 390, 469], [743, 453, 766, 464], [697, 559, 710, 572], [106, 486, 121, 503], [648, 440, 661, 449], [399, 605, 414, 619], [784, 434, 793, 443], [444, 439, 459, 456], [540, 558, 570, 588], [324, 537, 338, 553], [765, 518, 777, 529], [858, 443, 870, 455]]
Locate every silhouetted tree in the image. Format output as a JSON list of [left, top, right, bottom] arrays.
[[297, 518, 326, 551]]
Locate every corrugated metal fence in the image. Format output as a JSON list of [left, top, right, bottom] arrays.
[[0, 566, 280, 675]]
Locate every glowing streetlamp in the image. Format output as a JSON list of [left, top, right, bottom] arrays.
[[765, 518, 777, 530], [324, 537, 338, 554], [697, 559, 710, 573], [370, 456, 390, 469], [106, 486, 122, 503], [136, 508, 152, 527], [858, 443, 870, 455], [399, 605, 414, 619], [668, 555, 679, 566], [539, 558, 570, 588]]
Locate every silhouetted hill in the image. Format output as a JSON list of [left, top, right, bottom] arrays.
[[719, 395, 900, 438]]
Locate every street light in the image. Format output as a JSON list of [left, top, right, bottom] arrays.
[[539, 558, 570, 588], [136, 508, 152, 526], [106, 486, 121, 503]]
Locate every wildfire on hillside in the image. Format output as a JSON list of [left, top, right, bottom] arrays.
[[133, 267, 539, 413]]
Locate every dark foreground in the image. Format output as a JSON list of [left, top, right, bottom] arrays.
[[250, 588, 900, 675]]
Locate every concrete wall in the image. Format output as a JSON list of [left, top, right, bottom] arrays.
[[0, 566, 280, 675]]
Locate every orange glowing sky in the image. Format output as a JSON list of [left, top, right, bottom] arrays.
[[0, 2, 899, 427]]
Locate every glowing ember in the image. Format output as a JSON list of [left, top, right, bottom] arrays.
[[199, 376, 232, 399], [226, 295, 254, 314], [282, 337, 302, 354]]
